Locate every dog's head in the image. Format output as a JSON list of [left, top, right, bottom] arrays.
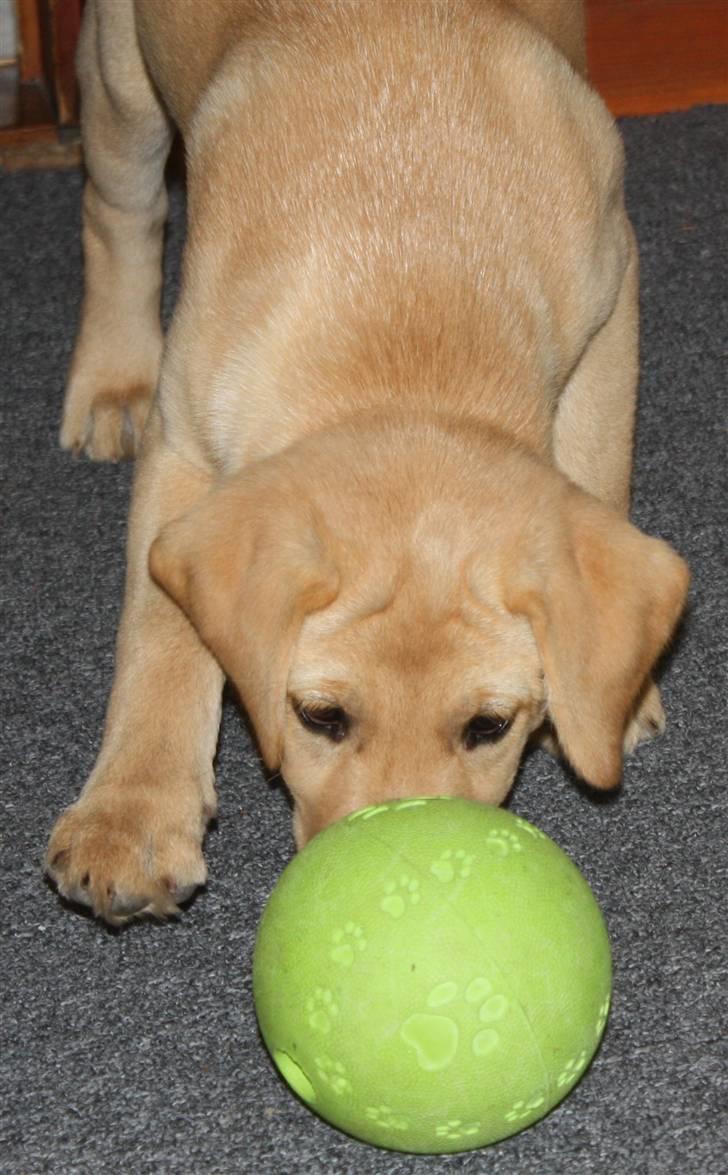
[[150, 417, 688, 845]]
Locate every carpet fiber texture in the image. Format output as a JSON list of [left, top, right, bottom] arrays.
[[1, 104, 726, 1174]]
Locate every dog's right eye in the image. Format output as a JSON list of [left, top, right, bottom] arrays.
[[296, 703, 350, 743]]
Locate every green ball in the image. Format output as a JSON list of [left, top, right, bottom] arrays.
[[253, 798, 611, 1154]]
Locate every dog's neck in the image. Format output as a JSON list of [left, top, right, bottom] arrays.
[[162, 243, 556, 475]]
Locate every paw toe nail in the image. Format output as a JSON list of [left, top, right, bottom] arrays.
[[109, 891, 147, 918], [64, 884, 93, 909], [170, 882, 198, 906], [49, 849, 69, 872], [120, 410, 136, 458]]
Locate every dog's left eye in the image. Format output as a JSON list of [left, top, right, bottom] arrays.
[[296, 703, 350, 743], [462, 713, 511, 750]]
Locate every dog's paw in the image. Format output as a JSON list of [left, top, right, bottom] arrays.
[[46, 786, 213, 925], [623, 678, 666, 754], [60, 324, 162, 461], [60, 379, 154, 461]]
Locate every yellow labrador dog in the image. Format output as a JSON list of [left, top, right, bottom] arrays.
[[47, 0, 689, 923]]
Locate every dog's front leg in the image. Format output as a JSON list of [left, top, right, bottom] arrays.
[[60, 0, 172, 461], [47, 415, 224, 922]]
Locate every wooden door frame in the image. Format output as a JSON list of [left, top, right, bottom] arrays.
[[2, 0, 81, 147]]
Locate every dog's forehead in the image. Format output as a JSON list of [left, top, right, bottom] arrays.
[[294, 552, 538, 692]]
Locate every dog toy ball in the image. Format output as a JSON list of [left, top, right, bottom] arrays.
[[253, 798, 611, 1154]]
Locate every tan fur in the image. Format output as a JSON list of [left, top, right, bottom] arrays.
[[47, 0, 688, 923]]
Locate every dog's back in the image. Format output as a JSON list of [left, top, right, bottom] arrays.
[[133, 0, 586, 127], [135, 0, 626, 469]]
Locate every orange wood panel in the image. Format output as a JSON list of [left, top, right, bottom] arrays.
[[587, 0, 728, 115]]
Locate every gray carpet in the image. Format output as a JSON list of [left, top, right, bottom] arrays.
[[1, 104, 726, 1175]]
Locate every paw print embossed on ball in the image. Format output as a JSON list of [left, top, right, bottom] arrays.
[[505, 1094, 548, 1125], [254, 798, 611, 1154], [399, 975, 509, 1071], [557, 1049, 590, 1090], [306, 987, 338, 1034], [430, 848, 474, 883], [435, 1119, 481, 1141], [314, 1055, 352, 1097], [513, 815, 547, 841], [329, 922, 366, 967], [381, 874, 421, 918], [485, 827, 524, 857], [595, 994, 611, 1040], [365, 1105, 409, 1132]]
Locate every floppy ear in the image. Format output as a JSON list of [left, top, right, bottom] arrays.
[[506, 488, 689, 790], [149, 471, 339, 768]]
